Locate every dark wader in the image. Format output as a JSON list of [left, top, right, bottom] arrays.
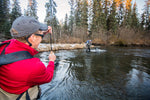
[[0, 85, 40, 100], [86, 44, 91, 52]]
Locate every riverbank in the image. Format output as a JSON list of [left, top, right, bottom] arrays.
[[0, 40, 149, 53], [37, 43, 94, 52], [92, 42, 150, 47]]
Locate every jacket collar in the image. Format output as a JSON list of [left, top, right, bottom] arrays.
[[2, 39, 39, 56]]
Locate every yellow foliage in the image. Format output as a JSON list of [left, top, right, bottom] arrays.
[[146, 0, 150, 5], [125, 0, 132, 10], [28, 0, 33, 6], [114, 0, 122, 7]]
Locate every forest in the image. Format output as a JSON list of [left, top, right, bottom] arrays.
[[0, 0, 150, 46]]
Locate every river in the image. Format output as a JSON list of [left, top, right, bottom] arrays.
[[37, 46, 150, 100]]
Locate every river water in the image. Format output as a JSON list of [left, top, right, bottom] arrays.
[[37, 46, 150, 100]]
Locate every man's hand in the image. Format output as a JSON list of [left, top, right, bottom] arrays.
[[43, 26, 52, 35], [47, 26, 52, 34], [49, 51, 56, 62]]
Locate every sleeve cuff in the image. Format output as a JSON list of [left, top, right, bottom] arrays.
[[48, 61, 55, 68]]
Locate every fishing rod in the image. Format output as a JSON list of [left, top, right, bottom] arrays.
[[50, 0, 53, 52], [49, 1, 59, 67], [49, 27, 59, 67], [50, 33, 52, 51]]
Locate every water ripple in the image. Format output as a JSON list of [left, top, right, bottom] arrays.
[[39, 48, 150, 100]]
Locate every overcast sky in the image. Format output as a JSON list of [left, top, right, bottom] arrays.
[[132, 0, 146, 14], [36, 0, 70, 23], [15, 0, 147, 23]]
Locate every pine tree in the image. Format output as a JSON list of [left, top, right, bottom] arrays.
[[91, 0, 97, 31], [68, 0, 75, 36], [10, 0, 22, 25], [104, 0, 109, 18], [145, 0, 150, 30], [123, 0, 132, 27], [74, 0, 81, 27], [45, 0, 57, 26], [139, 0, 150, 31], [91, 0, 106, 32], [107, 0, 118, 33], [0, 0, 11, 38], [115, 0, 124, 26], [131, 2, 139, 28], [99, 0, 107, 30], [45, 0, 58, 42], [0, 0, 9, 27], [25, 0, 38, 19], [140, 11, 146, 30], [63, 14, 69, 34], [81, 0, 88, 29]]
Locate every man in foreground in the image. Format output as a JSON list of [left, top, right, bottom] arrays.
[[0, 16, 56, 100]]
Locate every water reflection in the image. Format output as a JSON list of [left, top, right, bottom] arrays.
[[38, 47, 150, 100]]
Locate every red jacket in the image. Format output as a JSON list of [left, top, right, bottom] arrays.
[[0, 39, 54, 94]]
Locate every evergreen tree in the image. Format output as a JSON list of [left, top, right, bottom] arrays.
[[99, 0, 107, 30], [107, 0, 118, 33], [10, 0, 22, 25], [123, 0, 132, 27], [131, 2, 139, 28], [91, 0, 97, 31], [74, 0, 82, 27], [104, 0, 109, 16], [81, 0, 88, 29], [63, 14, 69, 34], [45, 0, 57, 26], [0, 0, 11, 38], [25, 0, 38, 19], [45, 0, 58, 42], [0, 0, 9, 27], [68, 0, 75, 36], [115, 0, 124, 26], [91, 0, 105, 32], [140, 12, 146, 30], [145, 0, 150, 30], [139, 0, 150, 31]]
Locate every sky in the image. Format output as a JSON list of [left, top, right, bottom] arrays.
[[36, 0, 70, 23], [12, 0, 148, 23], [132, 0, 147, 14], [17, 0, 70, 23]]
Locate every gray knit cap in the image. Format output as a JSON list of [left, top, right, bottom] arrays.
[[10, 16, 48, 37]]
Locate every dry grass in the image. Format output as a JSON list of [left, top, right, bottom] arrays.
[[90, 27, 150, 46], [41, 27, 150, 47], [58, 36, 83, 43]]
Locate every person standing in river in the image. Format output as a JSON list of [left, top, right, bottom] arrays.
[[86, 40, 92, 52], [0, 16, 56, 100]]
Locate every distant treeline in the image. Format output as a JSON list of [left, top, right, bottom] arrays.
[[0, 0, 150, 46]]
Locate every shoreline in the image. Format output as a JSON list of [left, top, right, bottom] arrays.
[[0, 42, 149, 52], [92, 43, 150, 47], [37, 43, 150, 52], [37, 43, 90, 52]]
